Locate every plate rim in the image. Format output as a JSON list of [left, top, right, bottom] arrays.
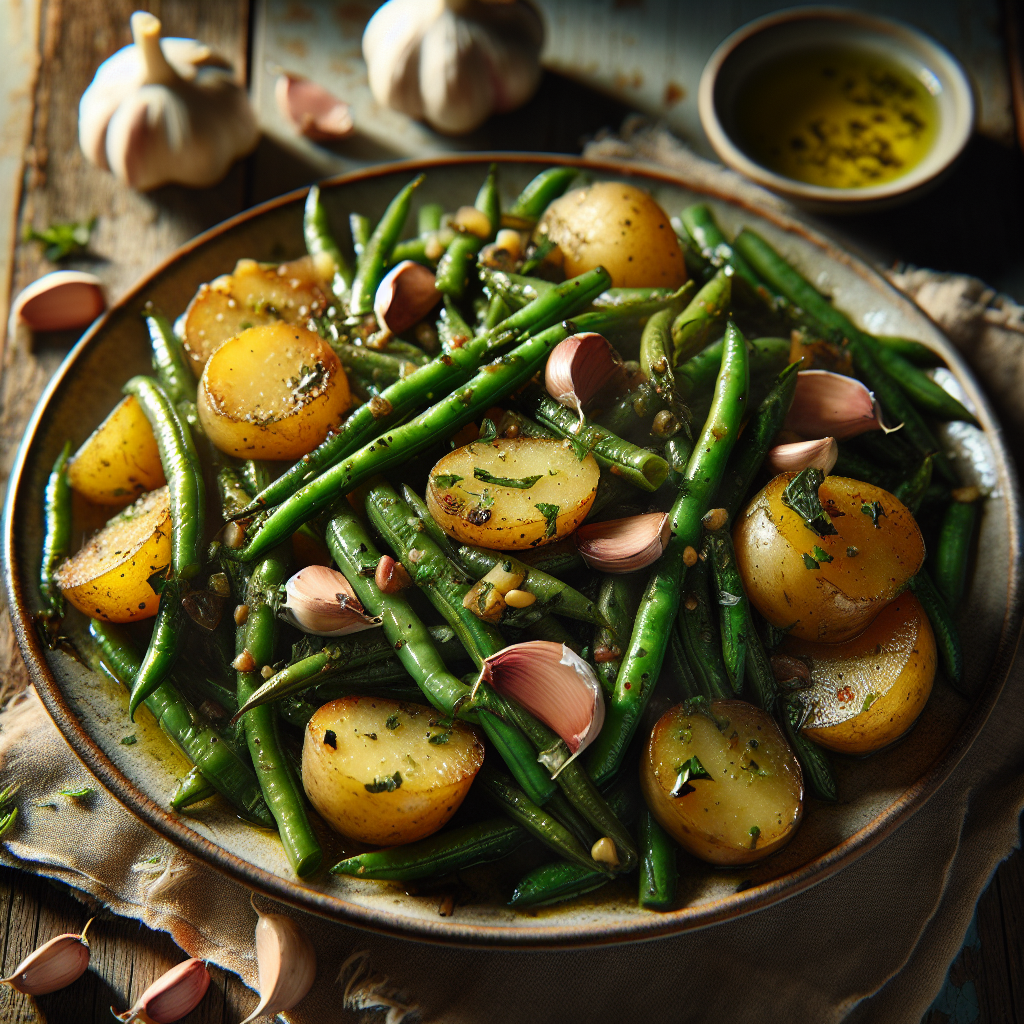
[[4, 151, 1021, 948]]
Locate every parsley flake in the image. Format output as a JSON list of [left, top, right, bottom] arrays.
[[782, 468, 837, 538], [861, 501, 886, 528], [473, 467, 542, 489], [365, 772, 403, 793], [670, 755, 713, 797], [535, 503, 560, 538], [433, 474, 463, 489]]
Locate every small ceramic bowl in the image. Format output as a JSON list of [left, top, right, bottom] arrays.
[[698, 7, 975, 211]]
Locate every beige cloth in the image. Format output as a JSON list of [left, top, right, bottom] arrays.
[[1, 125, 1022, 1022]]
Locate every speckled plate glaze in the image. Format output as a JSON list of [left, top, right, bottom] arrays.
[[4, 155, 1020, 947]]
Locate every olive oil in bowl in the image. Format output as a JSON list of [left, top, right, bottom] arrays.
[[732, 47, 939, 190]]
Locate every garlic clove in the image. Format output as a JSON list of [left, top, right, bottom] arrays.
[[275, 74, 354, 141], [374, 260, 440, 337], [2, 920, 93, 995], [114, 957, 210, 1023], [11, 271, 105, 333], [544, 332, 627, 423], [766, 437, 839, 475], [575, 513, 671, 573], [785, 370, 894, 440], [480, 641, 605, 760], [239, 902, 316, 1024], [281, 565, 383, 636]]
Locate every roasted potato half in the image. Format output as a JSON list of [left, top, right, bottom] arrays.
[[781, 592, 937, 754], [55, 486, 171, 622], [536, 182, 688, 289], [641, 700, 804, 866], [733, 474, 925, 642], [197, 322, 350, 460], [426, 437, 599, 549], [181, 254, 333, 373], [67, 395, 165, 507], [302, 697, 485, 846]]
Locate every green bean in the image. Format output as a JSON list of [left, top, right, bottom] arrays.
[[679, 204, 762, 291], [832, 449, 898, 490], [236, 267, 612, 516], [908, 572, 963, 690], [706, 531, 747, 694], [934, 496, 979, 609], [670, 269, 731, 364], [349, 213, 371, 260], [418, 202, 443, 235], [238, 555, 323, 876], [90, 619, 274, 826], [480, 268, 554, 310], [332, 817, 529, 880], [875, 335, 942, 366], [435, 166, 498, 298], [130, 591, 187, 721], [678, 558, 732, 701], [593, 287, 682, 310], [778, 698, 838, 802], [381, 338, 430, 365], [303, 184, 352, 300], [389, 236, 430, 266], [145, 312, 195, 405], [171, 766, 216, 809], [676, 336, 788, 405], [664, 434, 694, 487], [639, 305, 682, 412], [401, 485, 467, 566], [331, 342, 411, 387], [350, 175, 425, 315], [596, 381, 665, 440], [893, 455, 933, 514], [871, 344, 980, 427], [521, 386, 669, 492], [513, 540, 585, 577], [593, 574, 644, 695], [639, 807, 677, 910], [39, 442, 72, 623], [507, 166, 577, 224], [588, 321, 749, 784], [521, 614, 580, 651]]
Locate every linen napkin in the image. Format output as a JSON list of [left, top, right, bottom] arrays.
[[1, 124, 1021, 1023]]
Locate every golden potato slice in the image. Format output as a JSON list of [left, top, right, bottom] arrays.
[[181, 255, 333, 374], [55, 486, 171, 622], [733, 474, 925, 642], [302, 696, 485, 846], [781, 593, 936, 754], [197, 322, 350, 460], [67, 395, 166, 507], [426, 437, 599, 549], [536, 182, 688, 289], [641, 700, 803, 866]]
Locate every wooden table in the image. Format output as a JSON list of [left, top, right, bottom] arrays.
[[0, 3, 1020, 1021]]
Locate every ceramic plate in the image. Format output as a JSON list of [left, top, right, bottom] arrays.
[[4, 155, 1020, 946]]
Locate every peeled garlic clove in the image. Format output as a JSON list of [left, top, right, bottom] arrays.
[[275, 74, 354, 141], [114, 957, 210, 1023], [280, 565, 382, 636], [544, 332, 627, 421], [239, 905, 316, 1024], [2, 921, 92, 995], [374, 260, 440, 336], [785, 370, 892, 440], [11, 271, 106, 332], [575, 513, 671, 573], [766, 437, 839, 475], [480, 640, 604, 760]]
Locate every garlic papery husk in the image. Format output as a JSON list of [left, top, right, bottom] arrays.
[[362, 0, 544, 136], [281, 565, 383, 637], [766, 437, 839, 475], [114, 957, 210, 1023], [785, 370, 894, 440], [575, 513, 671, 573], [2, 920, 93, 995], [480, 641, 605, 761], [374, 260, 440, 337], [275, 74, 354, 141], [10, 271, 106, 333], [79, 11, 258, 190], [239, 902, 316, 1024], [544, 332, 627, 423]]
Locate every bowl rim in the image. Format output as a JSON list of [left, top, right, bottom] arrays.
[[3, 152, 1020, 948], [697, 5, 977, 205]]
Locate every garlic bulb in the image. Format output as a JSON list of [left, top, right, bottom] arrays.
[[79, 11, 258, 190], [363, 0, 545, 136]]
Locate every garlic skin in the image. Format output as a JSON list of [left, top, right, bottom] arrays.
[[544, 332, 627, 423], [766, 437, 839, 475], [239, 905, 316, 1024], [363, 0, 544, 136], [114, 958, 210, 1023], [480, 641, 605, 759], [785, 370, 892, 440], [374, 260, 440, 337], [281, 565, 383, 637], [575, 513, 671, 573], [275, 74, 354, 141], [2, 921, 92, 996], [11, 271, 105, 333], [79, 11, 258, 190]]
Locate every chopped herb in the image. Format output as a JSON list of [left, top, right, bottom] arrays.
[[812, 545, 834, 563], [24, 216, 95, 261], [478, 418, 498, 443], [1, 808, 20, 836], [535, 503, 560, 538], [847, 545, 859, 557], [323, 729, 337, 749], [433, 474, 463, 489], [428, 731, 451, 745], [120, 735, 137, 746], [286, 361, 328, 400], [58, 787, 95, 799], [782, 468, 837, 538], [861, 501, 886, 528], [741, 760, 769, 778], [521, 234, 557, 274], [362, 732, 378, 741], [365, 771, 403, 793], [802, 552, 820, 570], [670, 755, 713, 797], [861, 692, 879, 713], [748, 825, 761, 849], [385, 713, 401, 730], [473, 467, 543, 489]]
